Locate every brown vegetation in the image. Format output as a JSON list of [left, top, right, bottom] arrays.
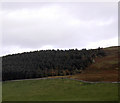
[[68, 46, 119, 82]]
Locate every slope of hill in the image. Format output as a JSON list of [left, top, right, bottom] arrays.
[[2, 46, 119, 101], [68, 46, 119, 82], [2, 46, 119, 82], [2, 47, 105, 81]]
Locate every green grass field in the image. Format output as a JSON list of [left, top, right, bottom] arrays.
[[2, 79, 118, 101]]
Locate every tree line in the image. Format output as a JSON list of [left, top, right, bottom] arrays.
[[2, 47, 106, 81]]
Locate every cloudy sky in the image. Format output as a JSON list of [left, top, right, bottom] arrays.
[[1, 2, 118, 56]]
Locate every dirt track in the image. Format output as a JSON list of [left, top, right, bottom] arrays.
[[5, 77, 120, 84]]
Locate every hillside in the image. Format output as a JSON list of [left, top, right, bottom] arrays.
[[2, 47, 105, 81], [2, 46, 119, 101], [68, 46, 119, 82], [2, 46, 119, 82]]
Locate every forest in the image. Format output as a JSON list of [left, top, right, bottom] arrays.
[[2, 47, 106, 81]]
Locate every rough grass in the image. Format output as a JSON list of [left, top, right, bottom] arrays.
[[2, 79, 118, 101], [68, 46, 119, 82]]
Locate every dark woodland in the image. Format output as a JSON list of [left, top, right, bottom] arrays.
[[2, 47, 106, 81]]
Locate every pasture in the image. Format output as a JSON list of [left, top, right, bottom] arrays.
[[2, 79, 118, 101]]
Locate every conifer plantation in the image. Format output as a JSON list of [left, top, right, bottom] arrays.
[[2, 47, 105, 81]]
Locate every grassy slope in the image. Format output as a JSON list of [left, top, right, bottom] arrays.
[[3, 79, 118, 101], [68, 46, 119, 82]]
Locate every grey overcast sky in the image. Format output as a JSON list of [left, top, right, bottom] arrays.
[[1, 2, 118, 56]]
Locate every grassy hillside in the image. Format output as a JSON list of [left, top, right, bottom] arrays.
[[2, 79, 118, 101], [68, 46, 119, 82]]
